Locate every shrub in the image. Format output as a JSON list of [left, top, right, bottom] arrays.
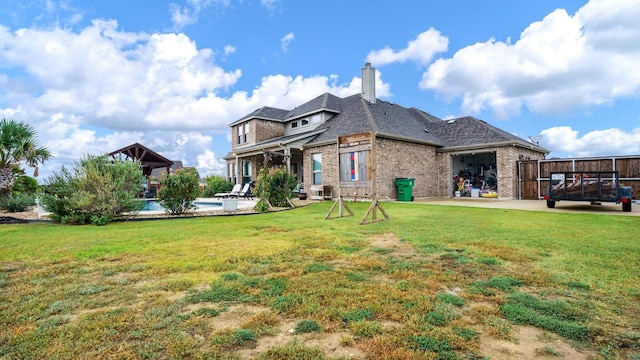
[[38, 154, 144, 225], [0, 193, 35, 212], [157, 168, 201, 215], [201, 175, 233, 197], [254, 167, 297, 213]]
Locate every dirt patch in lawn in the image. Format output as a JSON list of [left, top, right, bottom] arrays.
[[369, 232, 431, 261], [479, 325, 588, 359]]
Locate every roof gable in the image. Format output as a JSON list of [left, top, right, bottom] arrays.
[[285, 93, 342, 120], [229, 106, 289, 126]]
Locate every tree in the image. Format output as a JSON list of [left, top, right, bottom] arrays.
[[0, 118, 51, 194], [157, 168, 201, 215], [39, 154, 145, 225]]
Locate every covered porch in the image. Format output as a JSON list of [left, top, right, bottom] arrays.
[[226, 131, 321, 187]]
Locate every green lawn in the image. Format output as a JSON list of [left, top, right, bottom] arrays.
[[1, 202, 638, 359]]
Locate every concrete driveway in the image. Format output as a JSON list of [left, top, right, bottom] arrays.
[[413, 197, 640, 216]]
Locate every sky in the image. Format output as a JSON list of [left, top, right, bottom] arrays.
[[1, 0, 639, 182]]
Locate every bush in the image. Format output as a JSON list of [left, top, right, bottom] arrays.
[[0, 193, 35, 212], [157, 168, 201, 215], [38, 154, 144, 225], [201, 175, 233, 197], [254, 167, 297, 213]]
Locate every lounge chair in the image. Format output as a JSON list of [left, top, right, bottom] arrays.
[[215, 184, 241, 199], [231, 183, 253, 200]]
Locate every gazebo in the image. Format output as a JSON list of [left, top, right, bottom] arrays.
[[108, 143, 173, 197]]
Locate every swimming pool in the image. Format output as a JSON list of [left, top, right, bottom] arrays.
[[141, 200, 223, 212]]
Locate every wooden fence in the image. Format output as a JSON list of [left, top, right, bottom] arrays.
[[517, 156, 640, 200]]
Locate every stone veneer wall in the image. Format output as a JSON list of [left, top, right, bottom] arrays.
[[496, 146, 545, 199]]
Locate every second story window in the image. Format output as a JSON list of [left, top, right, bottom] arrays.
[[237, 123, 250, 144], [291, 121, 298, 129], [301, 119, 309, 126]]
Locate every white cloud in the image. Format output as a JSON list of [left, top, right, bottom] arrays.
[[541, 126, 640, 157], [223, 45, 236, 56], [0, 20, 386, 181], [260, 0, 280, 12], [280, 32, 294, 54], [418, 0, 640, 119], [197, 149, 227, 177], [366, 28, 449, 67], [169, 0, 230, 30]]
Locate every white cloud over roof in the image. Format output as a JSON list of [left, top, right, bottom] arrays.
[[418, 0, 640, 119]]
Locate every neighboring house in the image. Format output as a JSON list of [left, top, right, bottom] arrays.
[[223, 64, 548, 199]]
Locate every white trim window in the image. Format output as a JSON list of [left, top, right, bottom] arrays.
[[244, 123, 249, 142], [312, 153, 322, 184], [237, 125, 243, 144]]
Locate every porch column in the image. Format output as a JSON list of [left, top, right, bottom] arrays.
[[235, 154, 239, 184], [284, 147, 291, 173]]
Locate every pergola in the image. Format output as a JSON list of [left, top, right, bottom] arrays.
[[108, 143, 173, 189]]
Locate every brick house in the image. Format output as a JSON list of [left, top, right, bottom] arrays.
[[223, 64, 548, 200]]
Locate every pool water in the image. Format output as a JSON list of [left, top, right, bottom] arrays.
[[142, 200, 222, 212]]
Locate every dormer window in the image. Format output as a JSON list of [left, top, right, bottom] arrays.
[[301, 119, 309, 126], [291, 121, 298, 129]]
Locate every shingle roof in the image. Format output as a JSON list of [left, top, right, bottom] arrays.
[[230, 106, 290, 126], [427, 116, 533, 149], [229, 93, 343, 126], [230, 92, 547, 153], [285, 92, 342, 119], [309, 95, 442, 146]]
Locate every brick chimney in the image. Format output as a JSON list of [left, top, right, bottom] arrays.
[[361, 63, 376, 104]]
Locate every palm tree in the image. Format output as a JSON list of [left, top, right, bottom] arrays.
[[0, 118, 52, 194]]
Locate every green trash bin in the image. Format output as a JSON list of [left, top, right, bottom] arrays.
[[395, 177, 415, 201]]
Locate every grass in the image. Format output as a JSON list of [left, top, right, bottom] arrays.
[[0, 201, 639, 359]]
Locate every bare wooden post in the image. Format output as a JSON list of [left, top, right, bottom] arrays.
[[361, 132, 389, 225]]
